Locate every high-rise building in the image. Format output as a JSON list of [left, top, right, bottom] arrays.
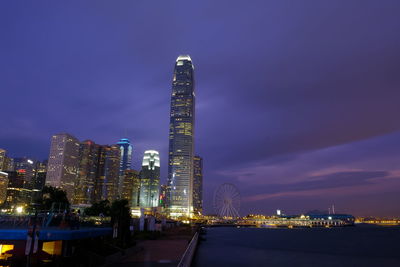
[[0, 149, 6, 171], [193, 156, 203, 214], [167, 55, 196, 216], [116, 138, 133, 197], [121, 169, 140, 207], [94, 145, 120, 202], [13, 157, 36, 186], [139, 150, 160, 208], [4, 171, 25, 208], [3, 156, 14, 172], [0, 171, 9, 205], [74, 140, 100, 205], [31, 161, 47, 205], [46, 133, 80, 201]]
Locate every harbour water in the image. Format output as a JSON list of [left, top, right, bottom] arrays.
[[192, 225, 400, 266]]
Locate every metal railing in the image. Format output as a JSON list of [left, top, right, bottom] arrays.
[[177, 231, 199, 267], [0, 214, 111, 229]]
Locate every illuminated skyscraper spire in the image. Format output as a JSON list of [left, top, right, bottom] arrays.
[[167, 55, 195, 216]]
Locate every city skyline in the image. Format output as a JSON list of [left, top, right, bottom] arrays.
[[1, 1, 400, 217]]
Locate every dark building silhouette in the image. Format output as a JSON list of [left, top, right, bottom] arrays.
[[193, 155, 203, 214]]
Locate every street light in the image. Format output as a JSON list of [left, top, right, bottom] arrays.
[[16, 206, 23, 214]]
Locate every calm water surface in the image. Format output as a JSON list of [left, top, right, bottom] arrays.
[[193, 225, 400, 267]]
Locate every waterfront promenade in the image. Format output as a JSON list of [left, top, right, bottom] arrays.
[[103, 226, 193, 267]]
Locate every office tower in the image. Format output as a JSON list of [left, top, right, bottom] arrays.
[[0, 171, 8, 205], [13, 158, 36, 186], [193, 156, 203, 214], [73, 140, 100, 205], [116, 138, 133, 197], [0, 149, 6, 171], [2, 156, 14, 172], [29, 160, 47, 204], [36, 160, 47, 173], [122, 169, 140, 207], [4, 171, 25, 208], [167, 55, 196, 216], [46, 133, 80, 201], [95, 145, 120, 202], [139, 150, 160, 208]]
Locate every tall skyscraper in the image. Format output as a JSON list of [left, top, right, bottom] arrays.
[[193, 155, 203, 214], [122, 169, 140, 207], [74, 140, 100, 205], [31, 161, 47, 205], [46, 133, 80, 201], [94, 145, 120, 202], [167, 55, 196, 216], [139, 150, 160, 208], [116, 138, 133, 197]]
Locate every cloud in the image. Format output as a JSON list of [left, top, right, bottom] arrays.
[[243, 170, 390, 202], [1, 1, 400, 215]]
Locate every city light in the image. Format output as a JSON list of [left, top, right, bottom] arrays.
[[15, 206, 23, 214]]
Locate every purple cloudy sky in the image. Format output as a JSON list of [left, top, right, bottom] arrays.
[[1, 1, 400, 217]]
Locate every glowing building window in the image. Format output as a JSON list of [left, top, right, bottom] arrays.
[[42, 241, 62, 256], [0, 244, 14, 260]]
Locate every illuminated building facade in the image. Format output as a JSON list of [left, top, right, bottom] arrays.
[[122, 169, 140, 207], [13, 157, 36, 185], [193, 155, 203, 214], [116, 138, 133, 197], [0, 149, 5, 171], [139, 150, 160, 208], [46, 133, 80, 201], [3, 157, 14, 172], [4, 171, 25, 208], [0, 149, 13, 172], [13, 158, 39, 204], [30, 161, 47, 205], [0, 171, 8, 205], [73, 140, 99, 205], [2, 159, 47, 207], [94, 145, 120, 202], [167, 55, 196, 216]]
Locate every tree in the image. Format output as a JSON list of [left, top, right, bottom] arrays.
[[110, 199, 131, 247], [41, 186, 70, 211], [84, 200, 111, 216]]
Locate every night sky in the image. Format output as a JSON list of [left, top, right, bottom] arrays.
[[1, 1, 400, 217]]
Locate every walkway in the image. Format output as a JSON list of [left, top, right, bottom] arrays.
[[104, 226, 193, 267]]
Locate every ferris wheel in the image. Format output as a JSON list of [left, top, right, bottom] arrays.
[[213, 183, 241, 218]]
